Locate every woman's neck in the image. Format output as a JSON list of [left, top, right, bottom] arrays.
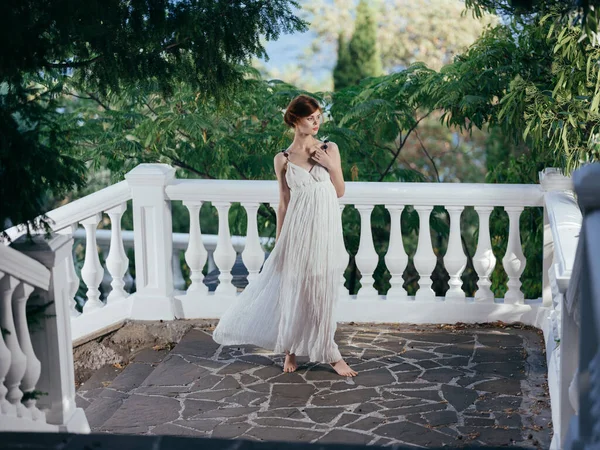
[[289, 132, 319, 155]]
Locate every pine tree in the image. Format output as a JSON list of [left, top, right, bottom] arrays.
[[346, 0, 383, 86], [333, 33, 353, 91]]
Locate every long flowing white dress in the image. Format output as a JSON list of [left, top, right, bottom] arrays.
[[212, 150, 346, 363]]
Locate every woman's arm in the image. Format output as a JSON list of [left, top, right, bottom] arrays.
[[311, 142, 345, 198], [274, 153, 291, 242]]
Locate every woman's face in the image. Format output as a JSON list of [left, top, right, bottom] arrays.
[[296, 110, 321, 136]]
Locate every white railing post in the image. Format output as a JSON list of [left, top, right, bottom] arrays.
[[503, 206, 526, 304], [213, 201, 237, 296], [384, 205, 408, 300], [13, 281, 45, 421], [473, 206, 495, 302], [105, 203, 129, 303], [0, 272, 16, 418], [56, 224, 81, 317], [125, 164, 176, 320], [241, 202, 265, 284], [12, 234, 90, 432], [80, 213, 104, 312], [354, 204, 379, 300], [444, 206, 467, 301], [183, 201, 208, 293], [0, 274, 28, 418], [413, 205, 436, 301]]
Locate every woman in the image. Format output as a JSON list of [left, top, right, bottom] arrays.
[[212, 95, 357, 377]]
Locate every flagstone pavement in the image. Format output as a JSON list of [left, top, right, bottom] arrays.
[[76, 323, 552, 449]]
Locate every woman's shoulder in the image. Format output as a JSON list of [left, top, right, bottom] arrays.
[[321, 140, 339, 153], [274, 150, 288, 167]]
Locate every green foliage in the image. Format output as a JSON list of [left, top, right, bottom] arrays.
[[1, 1, 307, 237]]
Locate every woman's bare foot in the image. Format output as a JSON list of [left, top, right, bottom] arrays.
[[284, 352, 297, 373], [330, 359, 358, 377]]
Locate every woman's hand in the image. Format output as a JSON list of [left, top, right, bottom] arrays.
[[310, 143, 333, 169]]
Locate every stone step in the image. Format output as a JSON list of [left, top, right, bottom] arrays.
[[79, 346, 172, 430]]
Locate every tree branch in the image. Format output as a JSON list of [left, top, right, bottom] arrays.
[[415, 130, 440, 182], [170, 158, 215, 179], [378, 112, 431, 182]]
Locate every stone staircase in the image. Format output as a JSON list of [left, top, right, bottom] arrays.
[[75, 324, 553, 448]]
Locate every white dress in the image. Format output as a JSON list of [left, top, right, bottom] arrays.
[[212, 149, 346, 363]]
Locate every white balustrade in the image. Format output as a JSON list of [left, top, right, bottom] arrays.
[[444, 206, 467, 301], [241, 202, 266, 284], [503, 206, 526, 304], [183, 201, 208, 293], [0, 274, 29, 418], [354, 205, 379, 300], [384, 205, 408, 300], [212, 201, 238, 296], [13, 282, 44, 421], [105, 203, 129, 303], [473, 206, 496, 302], [413, 205, 436, 301], [80, 213, 104, 312]]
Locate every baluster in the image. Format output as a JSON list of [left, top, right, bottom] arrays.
[[183, 201, 208, 293], [57, 224, 81, 317], [0, 275, 29, 418], [354, 205, 379, 300], [503, 206, 526, 304], [444, 206, 467, 302], [213, 202, 237, 296], [384, 205, 408, 300], [338, 205, 350, 298], [241, 202, 265, 284], [473, 206, 495, 302], [13, 282, 45, 421], [0, 272, 16, 417], [413, 206, 436, 301], [80, 214, 104, 312], [105, 203, 129, 303]]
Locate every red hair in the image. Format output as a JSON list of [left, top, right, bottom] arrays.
[[283, 95, 321, 128]]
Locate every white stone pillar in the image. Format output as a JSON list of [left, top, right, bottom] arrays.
[[80, 213, 104, 312], [503, 206, 526, 304], [473, 206, 496, 302], [354, 204, 379, 300], [11, 234, 90, 432], [12, 281, 45, 421], [105, 203, 129, 303], [213, 201, 237, 296], [0, 274, 28, 418], [56, 224, 81, 317], [413, 206, 436, 301], [183, 201, 208, 293], [0, 272, 16, 418], [384, 205, 408, 300], [125, 164, 176, 320], [241, 202, 265, 284], [444, 206, 467, 301]]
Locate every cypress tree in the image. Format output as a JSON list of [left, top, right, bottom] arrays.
[[347, 0, 383, 85], [333, 33, 353, 91]]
